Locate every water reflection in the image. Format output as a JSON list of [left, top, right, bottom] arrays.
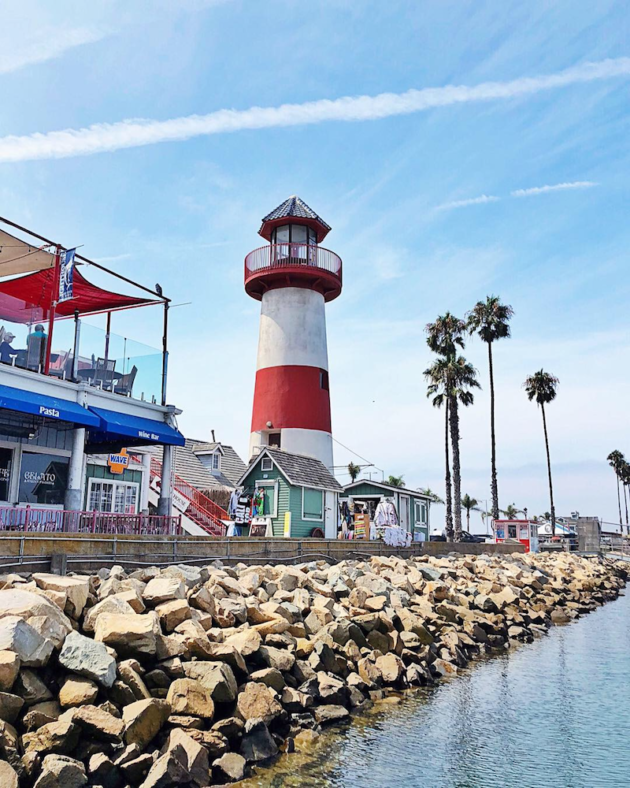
[[240, 592, 630, 788]]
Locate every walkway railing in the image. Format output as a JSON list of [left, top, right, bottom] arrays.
[[150, 458, 228, 536], [0, 506, 181, 535], [244, 243, 342, 278]]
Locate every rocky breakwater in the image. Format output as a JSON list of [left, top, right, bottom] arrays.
[[0, 552, 625, 787]]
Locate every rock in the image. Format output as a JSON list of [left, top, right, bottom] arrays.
[[14, 668, 53, 704], [259, 644, 295, 672], [224, 628, 262, 656], [95, 613, 157, 658], [142, 577, 186, 606], [250, 667, 286, 693], [313, 704, 350, 724], [32, 575, 90, 619], [22, 700, 61, 730], [83, 596, 136, 632], [375, 653, 405, 684], [71, 704, 124, 742], [0, 651, 19, 691], [33, 754, 86, 788], [212, 715, 244, 742], [236, 682, 283, 725], [0, 616, 53, 667], [167, 678, 215, 719], [87, 753, 120, 788], [122, 698, 171, 748], [140, 750, 189, 787], [156, 599, 192, 632], [551, 608, 571, 624], [58, 631, 117, 688], [0, 692, 23, 723], [165, 727, 210, 786], [213, 751, 247, 783], [182, 661, 238, 703], [240, 719, 278, 762], [0, 761, 18, 788], [114, 589, 146, 613], [120, 753, 154, 783], [118, 660, 152, 700], [22, 721, 80, 755], [0, 589, 72, 647]]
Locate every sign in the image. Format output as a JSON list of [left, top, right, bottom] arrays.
[[354, 512, 369, 540], [283, 511, 291, 538], [250, 518, 267, 537], [108, 448, 129, 475], [58, 248, 76, 303]]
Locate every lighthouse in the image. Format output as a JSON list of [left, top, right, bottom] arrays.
[[244, 196, 342, 470]]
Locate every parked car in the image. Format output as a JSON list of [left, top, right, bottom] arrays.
[[460, 531, 486, 544], [430, 528, 446, 542]]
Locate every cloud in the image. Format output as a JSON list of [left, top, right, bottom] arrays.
[[511, 180, 598, 197], [435, 194, 500, 212], [1, 57, 629, 163], [0, 27, 105, 76]]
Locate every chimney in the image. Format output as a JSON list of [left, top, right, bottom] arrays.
[[211, 429, 216, 443]]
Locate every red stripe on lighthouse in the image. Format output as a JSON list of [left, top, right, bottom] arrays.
[[251, 365, 332, 433]]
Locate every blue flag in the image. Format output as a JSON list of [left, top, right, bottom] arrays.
[[58, 248, 76, 303]]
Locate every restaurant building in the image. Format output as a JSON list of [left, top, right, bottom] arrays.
[[0, 215, 185, 532]]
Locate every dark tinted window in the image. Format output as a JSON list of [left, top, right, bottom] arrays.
[[19, 452, 69, 505], [0, 449, 12, 501]]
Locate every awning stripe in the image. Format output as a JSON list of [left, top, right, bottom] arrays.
[[0, 383, 100, 427], [88, 406, 185, 446]]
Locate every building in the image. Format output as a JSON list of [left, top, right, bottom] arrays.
[[237, 447, 343, 538], [244, 196, 343, 471], [0, 216, 184, 531], [342, 480, 432, 540]]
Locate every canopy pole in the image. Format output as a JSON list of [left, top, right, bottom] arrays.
[[104, 311, 112, 362], [161, 301, 169, 406], [72, 309, 81, 380], [44, 246, 61, 375]]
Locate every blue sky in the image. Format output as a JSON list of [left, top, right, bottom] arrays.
[[2, 0, 629, 526]]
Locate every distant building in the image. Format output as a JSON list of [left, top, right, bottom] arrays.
[[342, 479, 431, 540]]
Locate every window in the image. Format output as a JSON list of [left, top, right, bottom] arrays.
[[320, 369, 329, 391], [274, 225, 290, 243], [268, 433, 281, 449], [415, 500, 427, 525], [0, 448, 12, 501], [212, 453, 220, 471], [291, 225, 307, 244], [308, 227, 317, 246], [255, 480, 278, 518], [88, 479, 139, 514], [19, 452, 69, 506], [261, 457, 273, 471], [303, 487, 323, 521]]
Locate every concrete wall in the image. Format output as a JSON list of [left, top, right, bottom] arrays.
[[0, 533, 525, 574]]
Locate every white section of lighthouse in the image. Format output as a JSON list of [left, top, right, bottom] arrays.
[[243, 196, 342, 470]]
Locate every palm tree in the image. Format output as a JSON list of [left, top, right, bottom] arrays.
[[466, 296, 514, 521], [427, 354, 480, 541], [347, 462, 361, 483], [607, 450, 625, 526], [620, 460, 630, 533], [426, 312, 466, 357], [461, 494, 479, 532], [386, 475, 405, 488], [502, 503, 520, 519], [524, 370, 559, 535], [418, 487, 444, 504], [425, 362, 453, 540]]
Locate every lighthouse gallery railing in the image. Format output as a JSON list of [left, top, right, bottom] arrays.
[[244, 243, 342, 279]]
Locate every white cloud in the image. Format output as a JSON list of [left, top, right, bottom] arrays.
[[1, 57, 629, 162], [435, 194, 500, 212], [510, 180, 598, 197], [0, 27, 105, 76]]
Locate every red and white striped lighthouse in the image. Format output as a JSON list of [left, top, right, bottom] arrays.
[[244, 196, 342, 470]]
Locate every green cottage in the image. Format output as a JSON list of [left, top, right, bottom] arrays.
[[342, 479, 432, 541], [237, 447, 343, 538]]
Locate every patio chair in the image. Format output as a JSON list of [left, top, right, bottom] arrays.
[[94, 357, 116, 389], [114, 365, 137, 396]]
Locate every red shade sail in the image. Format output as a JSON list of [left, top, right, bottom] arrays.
[[0, 266, 160, 323]]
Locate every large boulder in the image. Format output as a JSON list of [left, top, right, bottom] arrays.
[[239, 719, 278, 762], [122, 698, 171, 748], [0, 651, 19, 691], [0, 616, 53, 667], [82, 596, 136, 632], [236, 682, 283, 725], [213, 752, 247, 783], [166, 678, 215, 719], [33, 754, 86, 788], [182, 661, 238, 704], [0, 761, 18, 788], [58, 677, 98, 708], [142, 577, 186, 606], [0, 589, 72, 648], [94, 613, 157, 658], [32, 575, 90, 619], [165, 727, 210, 787], [0, 692, 23, 723], [58, 631, 117, 688], [22, 721, 80, 756]]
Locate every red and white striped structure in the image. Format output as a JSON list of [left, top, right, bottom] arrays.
[[244, 197, 342, 470]]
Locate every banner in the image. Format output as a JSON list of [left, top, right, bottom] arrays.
[[58, 248, 76, 303]]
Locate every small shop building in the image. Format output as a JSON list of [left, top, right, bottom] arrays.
[[342, 479, 431, 541], [237, 447, 343, 538]]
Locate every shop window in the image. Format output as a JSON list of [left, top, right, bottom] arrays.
[[19, 452, 69, 506], [0, 448, 12, 501], [303, 487, 323, 521], [88, 479, 138, 514]]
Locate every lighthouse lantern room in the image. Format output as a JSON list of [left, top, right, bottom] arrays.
[[244, 196, 342, 470]]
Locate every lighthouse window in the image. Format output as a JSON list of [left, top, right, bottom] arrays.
[[274, 225, 290, 244], [291, 225, 307, 244], [308, 227, 317, 245], [320, 370, 329, 391]]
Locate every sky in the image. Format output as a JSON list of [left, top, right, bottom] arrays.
[[1, 0, 629, 529]]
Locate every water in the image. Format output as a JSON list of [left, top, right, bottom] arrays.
[[242, 590, 630, 787]]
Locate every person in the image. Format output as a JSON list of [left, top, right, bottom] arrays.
[[0, 332, 16, 364], [26, 324, 48, 370]]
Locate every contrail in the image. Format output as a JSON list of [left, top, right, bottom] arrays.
[[1, 57, 628, 163], [511, 181, 598, 197]]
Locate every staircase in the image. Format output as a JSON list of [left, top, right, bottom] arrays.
[[150, 458, 228, 536]]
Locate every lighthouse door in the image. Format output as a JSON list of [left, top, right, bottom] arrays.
[[324, 491, 337, 539]]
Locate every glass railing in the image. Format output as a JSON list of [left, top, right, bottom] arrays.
[[0, 305, 164, 403]]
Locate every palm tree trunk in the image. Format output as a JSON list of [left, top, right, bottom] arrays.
[[466, 508, 470, 531], [488, 341, 499, 520], [616, 476, 623, 526], [444, 402, 453, 541], [541, 403, 555, 536], [450, 395, 463, 541], [624, 482, 629, 532]]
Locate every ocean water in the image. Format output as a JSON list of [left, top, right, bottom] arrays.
[[242, 589, 630, 788]]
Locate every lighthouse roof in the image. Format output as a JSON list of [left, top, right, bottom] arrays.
[[259, 196, 331, 242]]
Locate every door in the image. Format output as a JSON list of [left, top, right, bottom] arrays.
[[400, 495, 410, 531], [324, 491, 337, 538]]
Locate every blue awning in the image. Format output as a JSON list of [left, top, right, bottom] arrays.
[[88, 407, 185, 446], [0, 383, 100, 427]]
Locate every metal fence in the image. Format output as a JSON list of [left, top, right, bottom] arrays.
[[0, 506, 182, 535]]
